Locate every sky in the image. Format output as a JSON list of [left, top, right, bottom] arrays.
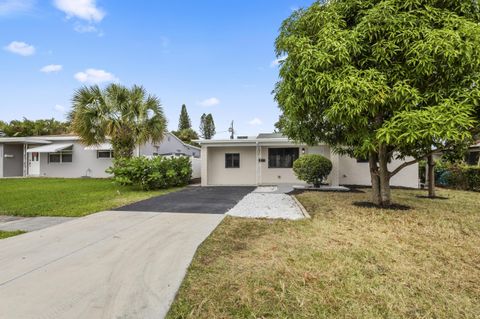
[[0, 0, 313, 139]]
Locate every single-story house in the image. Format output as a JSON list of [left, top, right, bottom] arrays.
[[0, 132, 200, 178], [466, 141, 480, 166], [197, 133, 419, 188]]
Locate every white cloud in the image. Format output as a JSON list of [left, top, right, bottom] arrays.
[[74, 24, 97, 33], [198, 97, 220, 107], [248, 117, 263, 126], [0, 0, 35, 16], [270, 56, 287, 68], [53, 0, 105, 22], [54, 104, 66, 113], [74, 68, 118, 84], [4, 41, 35, 56], [40, 64, 63, 73]]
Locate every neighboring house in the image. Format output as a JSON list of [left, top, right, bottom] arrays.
[[0, 132, 200, 178], [197, 133, 419, 188], [466, 141, 480, 166]]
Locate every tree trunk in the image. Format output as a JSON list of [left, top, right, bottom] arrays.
[[369, 153, 381, 205], [378, 144, 391, 206], [427, 155, 436, 198]]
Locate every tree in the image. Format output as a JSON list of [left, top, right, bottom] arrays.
[[171, 128, 199, 146], [199, 113, 216, 139], [274, 0, 480, 206], [178, 104, 191, 131], [70, 84, 167, 158], [0, 118, 70, 137]]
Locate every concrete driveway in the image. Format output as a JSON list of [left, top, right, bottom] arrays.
[[0, 211, 224, 319]]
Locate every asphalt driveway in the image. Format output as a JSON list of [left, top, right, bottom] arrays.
[[117, 186, 255, 214]]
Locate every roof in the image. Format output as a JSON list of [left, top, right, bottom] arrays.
[[165, 132, 201, 150], [26, 143, 73, 153], [0, 137, 52, 144], [195, 133, 302, 146]]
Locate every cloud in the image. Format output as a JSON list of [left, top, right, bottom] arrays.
[[54, 104, 66, 113], [270, 56, 287, 68], [40, 64, 63, 73], [0, 0, 35, 16], [248, 117, 263, 126], [53, 0, 105, 22], [4, 41, 35, 56], [74, 24, 97, 33], [74, 68, 118, 84], [198, 97, 220, 107]]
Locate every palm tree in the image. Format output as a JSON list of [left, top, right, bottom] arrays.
[[70, 84, 167, 158]]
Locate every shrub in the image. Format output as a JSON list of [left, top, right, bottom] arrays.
[[443, 165, 480, 192], [107, 156, 192, 190], [293, 154, 332, 187]]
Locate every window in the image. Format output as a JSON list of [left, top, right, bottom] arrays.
[[268, 148, 299, 168], [97, 150, 114, 159], [467, 151, 480, 166], [48, 148, 73, 164], [225, 153, 240, 168]]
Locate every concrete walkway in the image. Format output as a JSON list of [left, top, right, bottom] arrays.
[[0, 210, 224, 319], [0, 215, 74, 232]]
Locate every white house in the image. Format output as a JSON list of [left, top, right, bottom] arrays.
[[197, 133, 419, 188], [0, 132, 200, 178]]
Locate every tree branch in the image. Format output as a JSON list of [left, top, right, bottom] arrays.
[[389, 147, 446, 178]]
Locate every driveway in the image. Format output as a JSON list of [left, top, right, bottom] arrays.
[[0, 211, 224, 319], [117, 186, 255, 214], [0, 187, 254, 319]]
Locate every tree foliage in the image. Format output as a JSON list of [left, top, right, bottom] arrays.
[[275, 0, 480, 205], [171, 128, 199, 147], [0, 118, 70, 137], [69, 84, 167, 158], [199, 113, 216, 139], [178, 104, 192, 131]]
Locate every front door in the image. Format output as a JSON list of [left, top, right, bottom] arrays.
[[28, 152, 40, 176]]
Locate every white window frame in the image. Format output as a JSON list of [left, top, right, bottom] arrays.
[[48, 148, 73, 164], [97, 150, 114, 159]]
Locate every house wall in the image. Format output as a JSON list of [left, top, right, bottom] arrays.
[[206, 146, 256, 185], [2, 144, 24, 177], [338, 155, 419, 188], [138, 133, 200, 158], [38, 141, 112, 178], [259, 146, 303, 185]]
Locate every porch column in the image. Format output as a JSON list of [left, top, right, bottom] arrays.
[[330, 151, 340, 186], [23, 144, 27, 177], [201, 146, 208, 186]]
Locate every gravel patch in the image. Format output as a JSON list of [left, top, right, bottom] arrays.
[[226, 191, 305, 220]]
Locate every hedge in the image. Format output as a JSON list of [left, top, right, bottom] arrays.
[[107, 156, 192, 190]]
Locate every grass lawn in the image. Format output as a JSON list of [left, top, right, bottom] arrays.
[[0, 230, 25, 239], [0, 178, 180, 217], [167, 188, 480, 319]]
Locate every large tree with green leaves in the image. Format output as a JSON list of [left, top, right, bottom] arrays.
[[199, 113, 216, 139], [275, 0, 480, 206], [70, 84, 167, 158], [178, 104, 192, 131]]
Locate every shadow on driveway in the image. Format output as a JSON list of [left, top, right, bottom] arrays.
[[116, 186, 255, 214]]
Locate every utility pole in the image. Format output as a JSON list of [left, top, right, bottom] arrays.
[[228, 121, 234, 140]]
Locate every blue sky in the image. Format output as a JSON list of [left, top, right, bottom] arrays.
[[0, 0, 312, 138]]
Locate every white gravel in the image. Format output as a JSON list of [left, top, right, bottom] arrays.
[[226, 190, 305, 220]]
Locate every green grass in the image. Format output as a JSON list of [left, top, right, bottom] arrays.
[[167, 188, 480, 319], [0, 178, 180, 217], [0, 230, 25, 239]]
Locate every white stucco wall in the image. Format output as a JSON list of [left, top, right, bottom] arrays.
[[259, 146, 303, 185], [38, 141, 112, 178], [206, 146, 257, 185], [339, 155, 419, 188], [0, 144, 3, 178], [138, 133, 200, 158]]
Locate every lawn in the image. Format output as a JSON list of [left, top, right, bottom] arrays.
[[0, 178, 179, 217], [167, 188, 480, 319], [0, 230, 25, 239]]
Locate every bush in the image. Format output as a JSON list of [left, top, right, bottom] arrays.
[[293, 154, 332, 187], [107, 156, 192, 190], [443, 165, 480, 192]]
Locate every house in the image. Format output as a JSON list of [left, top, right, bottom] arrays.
[[466, 141, 480, 166], [0, 132, 200, 178], [197, 133, 419, 188]]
